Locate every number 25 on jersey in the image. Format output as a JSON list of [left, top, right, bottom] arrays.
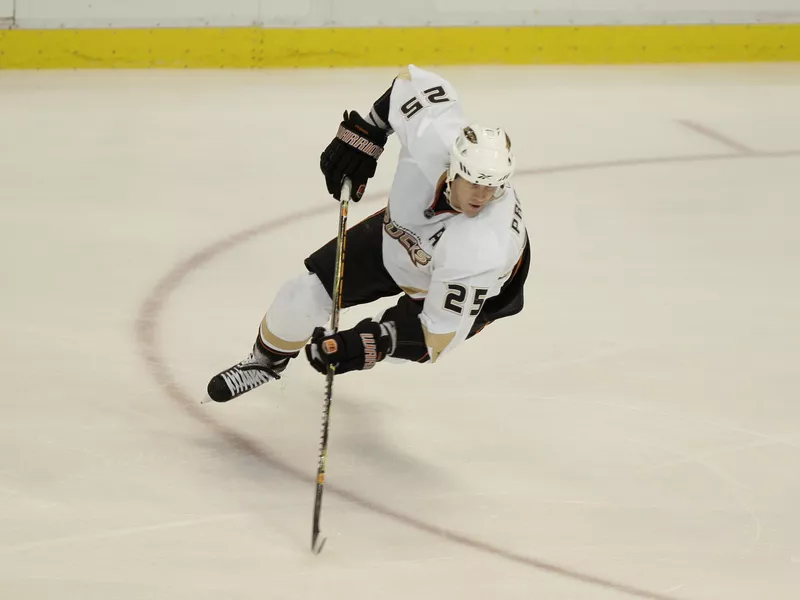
[[401, 86, 451, 120], [443, 284, 489, 317]]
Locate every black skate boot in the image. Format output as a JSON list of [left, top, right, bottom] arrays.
[[206, 339, 293, 403]]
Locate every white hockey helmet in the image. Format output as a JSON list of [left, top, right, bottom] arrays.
[[447, 124, 515, 189]]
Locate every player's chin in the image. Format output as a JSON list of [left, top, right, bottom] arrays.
[[465, 203, 485, 217]]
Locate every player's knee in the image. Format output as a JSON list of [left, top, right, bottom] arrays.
[[269, 273, 331, 323], [262, 273, 332, 351]]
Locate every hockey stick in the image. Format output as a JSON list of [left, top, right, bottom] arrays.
[[311, 177, 351, 555]]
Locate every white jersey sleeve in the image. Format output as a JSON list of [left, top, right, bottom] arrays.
[[418, 226, 509, 363], [387, 65, 465, 185]]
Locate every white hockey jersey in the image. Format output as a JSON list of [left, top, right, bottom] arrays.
[[381, 65, 528, 362]]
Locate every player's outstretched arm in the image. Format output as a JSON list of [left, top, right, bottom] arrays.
[[303, 265, 501, 375], [318, 64, 461, 203], [318, 70, 399, 202]]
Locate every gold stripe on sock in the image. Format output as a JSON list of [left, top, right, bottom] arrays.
[[260, 320, 309, 353]]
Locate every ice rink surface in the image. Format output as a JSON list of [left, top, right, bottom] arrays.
[[1, 63, 799, 599]]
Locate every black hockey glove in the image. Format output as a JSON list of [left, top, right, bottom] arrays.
[[320, 111, 388, 202], [305, 318, 396, 375]]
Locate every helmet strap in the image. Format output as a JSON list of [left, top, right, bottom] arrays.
[[444, 179, 462, 213]]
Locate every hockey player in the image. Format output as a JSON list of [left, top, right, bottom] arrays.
[[207, 64, 529, 403]]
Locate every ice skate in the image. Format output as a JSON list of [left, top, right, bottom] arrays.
[[206, 344, 289, 403]]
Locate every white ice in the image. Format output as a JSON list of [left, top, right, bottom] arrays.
[[1, 64, 799, 600]]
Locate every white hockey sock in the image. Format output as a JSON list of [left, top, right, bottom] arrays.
[[259, 273, 332, 354]]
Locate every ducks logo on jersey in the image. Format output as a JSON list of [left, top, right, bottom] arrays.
[[383, 207, 432, 267]]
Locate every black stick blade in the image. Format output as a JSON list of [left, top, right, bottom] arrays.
[[312, 534, 327, 555]]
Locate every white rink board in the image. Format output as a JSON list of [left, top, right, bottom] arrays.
[[0, 0, 13, 20], [14, 0, 800, 28]]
